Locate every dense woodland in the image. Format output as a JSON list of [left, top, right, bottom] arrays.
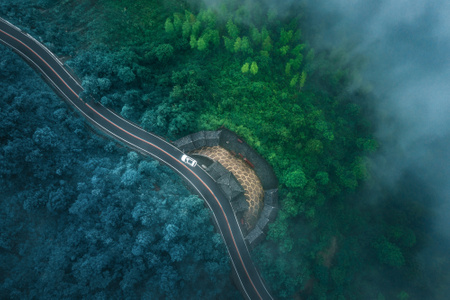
[[1, 0, 447, 299], [0, 46, 239, 298]]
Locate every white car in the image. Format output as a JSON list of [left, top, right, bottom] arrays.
[[181, 154, 197, 167]]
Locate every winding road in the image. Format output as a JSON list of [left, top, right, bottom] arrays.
[[0, 18, 273, 300]]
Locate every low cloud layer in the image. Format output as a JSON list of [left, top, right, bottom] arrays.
[[293, 2, 450, 296], [198, 0, 450, 230], [196, 0, 450, 234], [303, 2, 450, 295], [196, 0, 450, 295], [303, 0, 450, 230]]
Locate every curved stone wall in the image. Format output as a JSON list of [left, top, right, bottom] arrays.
[[191, 146, 264, 231], [174, 129, 279, 249]]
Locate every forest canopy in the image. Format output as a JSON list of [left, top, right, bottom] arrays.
[[0, 47, 239, 299], [0, 0, 440, 299]]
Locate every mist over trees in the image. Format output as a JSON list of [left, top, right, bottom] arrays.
[[299, 0, 450, 298]]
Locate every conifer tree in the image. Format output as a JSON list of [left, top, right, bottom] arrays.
[[197, 37, 207, 51], [250, 61, 258, 75], [241, 62, 249, 73], [165, 18, 174, 34]]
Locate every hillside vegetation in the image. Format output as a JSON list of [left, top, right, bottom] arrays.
[[0, 0, 433, 299]]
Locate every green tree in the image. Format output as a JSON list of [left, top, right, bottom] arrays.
[[118, 67, 135, 83], [260, 50, 270, 58], [299, 70, 307, 90], [285, 62, 292, 75], [250, 27, 261, 45], [154, 44, 174, 62], [241, 63, 249, 74], [290, 74, 298, 87], [279, 45, 289, 56], [223, 36, 234, 52], [387, 226, 416, 248], [201, 9, 217, 28], [233, 37, 242, 52], [185, 10, 195, 23], [290, 55, 303, 71], [250, 61, 259, 75], [284, 168, 307, 189], [262, 35, 273, 52], [279, 29, 293, 46], [315, 171, 329, 185], [306, 139, 323, 154], [306, 48, 315, 62], [292, 44, 305, 56], [197, 37, 207, 51], [374, 237, 405, 267], [226, 19, 239, 39], [182, 20, 191, 39], [165, 18, 174, 34], [192, 20, 201, 37], [173, 13, 183, 32], [189, 35, 197, 49], [240, 36, 252, 54], [207, 29, 220, 46]]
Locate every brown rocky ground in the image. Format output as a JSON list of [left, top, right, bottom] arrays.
[[190, 146, 264, 229]]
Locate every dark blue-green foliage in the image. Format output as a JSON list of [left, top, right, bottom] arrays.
[[67, 44, 205, 139], [0, 46, 240, 299], [1, 0, 209, 137], [0, 0, 86, 57]]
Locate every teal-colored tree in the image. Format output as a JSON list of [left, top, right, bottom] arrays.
[[153, 44, 174, 62], [374, 237, 405, 267]]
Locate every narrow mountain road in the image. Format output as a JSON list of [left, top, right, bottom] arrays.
[[0, 17, 273, 300]]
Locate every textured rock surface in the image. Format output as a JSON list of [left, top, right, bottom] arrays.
[[191, 146, 264, 229]]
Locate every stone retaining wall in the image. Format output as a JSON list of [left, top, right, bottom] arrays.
[[219, 129, 278, 190], [174, 129, 279, 249]]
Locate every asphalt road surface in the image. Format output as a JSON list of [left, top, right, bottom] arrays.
[[0, 17, 274, 300]]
